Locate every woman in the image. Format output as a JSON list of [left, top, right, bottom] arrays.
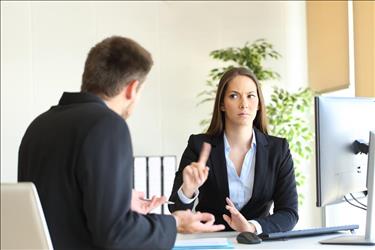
[[169, 67, 298, 235]]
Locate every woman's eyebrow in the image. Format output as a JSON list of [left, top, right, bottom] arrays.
[[228, 90, 257, 94]]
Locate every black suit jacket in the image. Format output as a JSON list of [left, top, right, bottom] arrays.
[[168, 129, 298, 234], [18, 92, 176, 250]]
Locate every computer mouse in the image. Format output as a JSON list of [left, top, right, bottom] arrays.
[[236, 231, 262, 244]]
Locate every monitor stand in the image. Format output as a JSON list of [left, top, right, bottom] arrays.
[[320, 131, 375, 245]]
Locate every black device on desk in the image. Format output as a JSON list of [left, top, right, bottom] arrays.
[[237, 232, 262, 244], [259, 224, 359, 241]]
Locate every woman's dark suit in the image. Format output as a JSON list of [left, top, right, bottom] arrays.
[[169, 128, 298, 234]]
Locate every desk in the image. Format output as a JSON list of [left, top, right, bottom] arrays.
[[176, 232, 374, 249]]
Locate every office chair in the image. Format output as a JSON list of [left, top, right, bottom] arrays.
[[1, 182, 53, 249]]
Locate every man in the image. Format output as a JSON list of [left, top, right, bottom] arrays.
[[18, 36, 224, 249]]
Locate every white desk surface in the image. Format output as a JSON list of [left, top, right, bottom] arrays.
[[177, 231, 374, 249]]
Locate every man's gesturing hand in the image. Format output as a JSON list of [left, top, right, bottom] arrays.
[[173, 209, 225, 233], [131, 189, 167, 215]]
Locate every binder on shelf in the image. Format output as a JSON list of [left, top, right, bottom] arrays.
[[148, 156, 162, 214], [133, 155, 177, 214], [133, 157, 147, 194], [163, 156, 177, 214]]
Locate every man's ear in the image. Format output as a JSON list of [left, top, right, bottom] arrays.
[[124, 80, 140, 100]]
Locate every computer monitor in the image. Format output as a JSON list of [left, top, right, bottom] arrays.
[[315, 96, 375, 245], [315, 96, 375, 207]]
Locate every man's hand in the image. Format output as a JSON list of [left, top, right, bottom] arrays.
[[222, 197, 256, 233], [172, 209, 225, 234], [131, 189, 167, 215], [181, 142, 211, 198]]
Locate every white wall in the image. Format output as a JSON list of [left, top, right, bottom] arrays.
[[1, 1, 321, 228]]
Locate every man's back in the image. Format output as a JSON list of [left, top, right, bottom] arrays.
[[17, 35, 226, 249], [18, 92, 177, 249]]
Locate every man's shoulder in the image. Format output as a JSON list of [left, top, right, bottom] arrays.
[[80, 104, 128, 134], [28, 101, 128, 137], [73, 101, 120, 120]]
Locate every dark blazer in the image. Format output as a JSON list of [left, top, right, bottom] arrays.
[[168, 129, 298, 234], [18, 92, 176, 250]]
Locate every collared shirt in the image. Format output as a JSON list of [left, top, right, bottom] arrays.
[[178, 130, 263, 234], [223, 132, 256, 210], [223, 131, 262, 234]]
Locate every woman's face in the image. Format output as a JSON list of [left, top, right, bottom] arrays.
[[221, 75, 259, 128]]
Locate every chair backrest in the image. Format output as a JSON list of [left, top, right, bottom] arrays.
[[1, 182, 53, 249]]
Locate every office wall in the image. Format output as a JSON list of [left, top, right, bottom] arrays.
[[306, 1, 350, 93], [353, 1, 375, 97], [1, 1, 319, 228]]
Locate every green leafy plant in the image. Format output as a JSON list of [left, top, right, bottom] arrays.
[[198, 39, 314, 204], [267, 87, 314, 204]]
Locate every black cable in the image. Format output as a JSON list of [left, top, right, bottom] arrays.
[[344, 196, 367, 211], [350, 193, 367, 208]]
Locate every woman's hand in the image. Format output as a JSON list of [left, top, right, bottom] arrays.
[[181, 142, 211, 198], [222, 197, 256, 233]]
